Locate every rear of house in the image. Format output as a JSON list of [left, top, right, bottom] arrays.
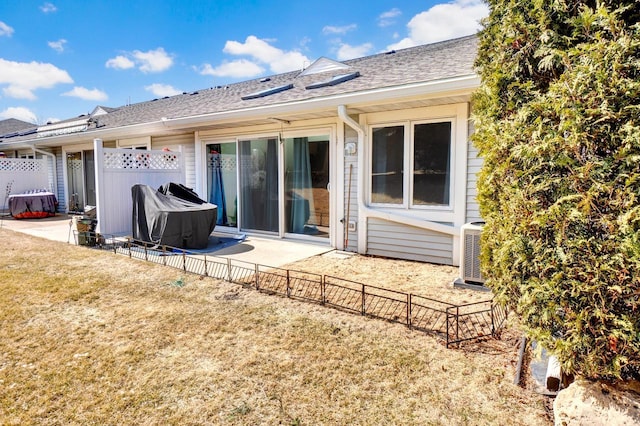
[[0, 35, 483, 266]]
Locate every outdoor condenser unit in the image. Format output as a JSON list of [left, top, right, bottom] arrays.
[[459, 222, 485, 285]]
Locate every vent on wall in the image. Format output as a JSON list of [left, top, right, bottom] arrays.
[[453, 222, 488, 290]]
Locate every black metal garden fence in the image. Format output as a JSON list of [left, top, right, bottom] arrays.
[[75, 231, 506, 347]]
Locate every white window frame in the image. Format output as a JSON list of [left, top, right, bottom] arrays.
[[409, 117, 455, 210], [369, 121, 407, 208], [368, 118, 455, 210], [364, 104, 468, 224]]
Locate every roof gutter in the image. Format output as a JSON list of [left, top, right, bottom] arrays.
[[336, 105, 457, 254], [2, 74, 478, 150], [2, 121, 170, 150], [162, 74, 480, 130]]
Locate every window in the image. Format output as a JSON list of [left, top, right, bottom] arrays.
[[371, 126, 404, 204], [413, 122, 451, 206], [370, 120, 453, 208]]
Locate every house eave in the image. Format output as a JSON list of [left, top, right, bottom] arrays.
[[1, 73, 479, 149], [161, 74, 480, 129]]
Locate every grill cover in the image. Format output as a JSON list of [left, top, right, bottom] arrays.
[[131, 183, 217, 249]]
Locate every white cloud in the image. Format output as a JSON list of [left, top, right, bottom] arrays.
[[145, 83, 182, 97], [199, 59, 265, 79], [106, 48, 173, 73], [378, 8, 402, 27], [222, 36, 309, 74], [62, 86, 108, 101], [336, 43, 373, 61], [40, 2, 57, 13], [322, 24, 357, 35], [48, 38, 67, 53], [0, 107, 37, 124], [105, 55, 135, 70], [132, 48, 173, 73], [0, 59, 73, 100], [299, 36, 311, 50], [387, 0, 488, 50], [0, 21, 14, 37]]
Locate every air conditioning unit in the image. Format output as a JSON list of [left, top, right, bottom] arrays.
[[454, 222, 486, 288]]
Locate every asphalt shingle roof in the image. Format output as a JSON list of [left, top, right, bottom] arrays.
[[4, 35, 478, 144], [0, 118, 37, 139], [93, 35, 478, 128]]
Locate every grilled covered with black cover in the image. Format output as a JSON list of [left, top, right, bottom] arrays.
[[131, 183, 217, 249]]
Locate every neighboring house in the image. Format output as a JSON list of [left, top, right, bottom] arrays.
[[0, 35, 482, 266], [0, 118, 37, 147]]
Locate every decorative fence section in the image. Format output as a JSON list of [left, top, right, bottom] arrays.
[[364, 284, 409, 326], [323, 276, 363, 315], [445, 301, 508, 348], [288, 270, 324, 303], [410, 295, 453, 337], [254, 266, 324, 303], [80, 233, 505, 347]]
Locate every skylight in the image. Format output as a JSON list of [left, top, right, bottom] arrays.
[[299, 57, 351, 76], [241, 83, 294, 100], [305, 72, 360, 90]]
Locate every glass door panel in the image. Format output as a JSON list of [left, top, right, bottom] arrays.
[[83, 150, 96, 206], [207, 142, 238, 227], [66, 152, 84, 212], [284, 136, 329, 238], [239, 138, 279, 232]]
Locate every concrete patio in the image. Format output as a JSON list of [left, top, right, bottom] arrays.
[[0, 214, 333, 268]]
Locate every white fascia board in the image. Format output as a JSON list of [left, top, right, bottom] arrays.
[[6, 74, 479, 149], [5, 121, 170, 149], [161, 74, 480, 129]]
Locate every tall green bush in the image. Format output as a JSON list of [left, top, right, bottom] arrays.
[[473, 1, 640, 379]]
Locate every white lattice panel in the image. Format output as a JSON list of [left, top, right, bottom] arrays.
[[207, 153, 236, 172], [68, 159, 83, 171], [103, 150, 181, 170], [0, 158, 49, 200], [0, 158, 45, 173]]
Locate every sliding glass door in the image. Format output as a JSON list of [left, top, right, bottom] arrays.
[[284, 136, 329, 238], [239, 137, 279, 232], [208, 132, 330, 240], [207, 142, 238, 227]]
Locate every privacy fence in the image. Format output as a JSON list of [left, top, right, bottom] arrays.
[[0, 158, 52, 213], [93, 139, 184, 236], [77, 232, 507, 348]]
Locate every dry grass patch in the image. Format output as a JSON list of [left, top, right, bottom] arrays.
[[282, 252, 488, 305], [0, 228, 550, 425]]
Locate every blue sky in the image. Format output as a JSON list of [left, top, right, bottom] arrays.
[[0, 0, 487, 125]]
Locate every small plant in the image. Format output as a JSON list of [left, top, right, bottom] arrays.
[[228, 401, 252, 418]]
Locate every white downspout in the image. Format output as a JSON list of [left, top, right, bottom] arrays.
[[337, 105, 368, 253], [337, 105, 459, 255], [31, 146, 58, 202]]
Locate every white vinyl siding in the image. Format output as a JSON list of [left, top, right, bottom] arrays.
[[366, 218, 453, 265], [152, 133, 196, 192], [344, 127, 358, 252], [466, 120, 482, 223]]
